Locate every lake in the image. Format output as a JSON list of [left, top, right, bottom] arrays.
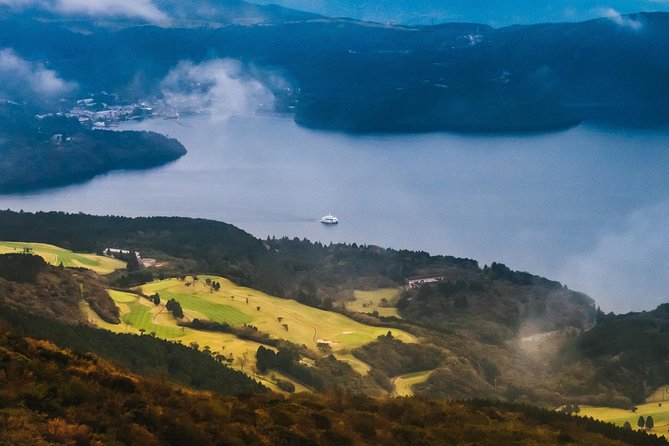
[[2, 114, 668, 313]]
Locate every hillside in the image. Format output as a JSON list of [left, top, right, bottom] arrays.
[[0, 254, 119, 324], [557, 305, 669, 407], [0, 211, 595, 340], [0, 329, 664, 445], [0, 211, 627, 408]]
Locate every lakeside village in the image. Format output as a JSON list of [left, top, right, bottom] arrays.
[[36, 93, 180, 128]]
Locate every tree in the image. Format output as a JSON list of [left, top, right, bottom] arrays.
[[257, 306, 261, 311], [623, 421, 632, 430], [125, 251, 140, 272], [277, 317, 284, 323], [638, 415, 645, 429], [256, 346, 275, 373], [646, 415, 654, 431], [282, 324, 289, 331], [166, 298, 184, 319]]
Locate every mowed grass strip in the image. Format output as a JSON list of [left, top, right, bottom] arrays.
[[158, 290, 252, 325], [0, 241, 125, 274], [140, 277, 416, 352]]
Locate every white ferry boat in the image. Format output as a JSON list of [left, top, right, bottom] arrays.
[[320, 213, 339, 225]]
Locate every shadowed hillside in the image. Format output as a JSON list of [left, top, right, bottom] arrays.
[[0, 327, 664, 445]]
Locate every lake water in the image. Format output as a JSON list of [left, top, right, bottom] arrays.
[[2, 114, 668, 313]]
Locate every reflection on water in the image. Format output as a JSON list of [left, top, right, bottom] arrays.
[[2, 115, 669, 312]]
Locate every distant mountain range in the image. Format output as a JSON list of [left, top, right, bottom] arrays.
[[0, 0, 320, 27], [1, 5, 669, 191], [248, 0, 669, 26], [1, 11, 667, 133]]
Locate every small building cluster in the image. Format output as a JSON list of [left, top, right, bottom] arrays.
[[104, 248, 157, 269], [406, 276, 446, 289]]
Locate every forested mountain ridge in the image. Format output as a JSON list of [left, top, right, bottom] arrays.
[[1, 12, 667, 133], [557, 304, 669, 407], [0, 210, 594, 340], [0, 210, 633, 409]]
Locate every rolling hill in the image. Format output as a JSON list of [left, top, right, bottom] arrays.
[[0, 211, 655, 409]]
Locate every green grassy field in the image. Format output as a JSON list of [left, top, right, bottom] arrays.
[[87, 277, 417, 391], [0, 241, 125, 274], [140, 277, 415, 352], [392, 370, 434, 397], [346, 288, 401, 318], [579, 400, 669, 438]]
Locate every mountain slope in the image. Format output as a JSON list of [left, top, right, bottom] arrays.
[[558, 305, 669, 407], [0, 329, 664, 445]]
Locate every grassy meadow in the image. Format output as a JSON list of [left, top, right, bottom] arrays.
[[579, 397, 669, 438], [0, 241, 125, 274], [140, 277, 415, 351], [86, 277, 417, 392], [346, 288, 401, 318]]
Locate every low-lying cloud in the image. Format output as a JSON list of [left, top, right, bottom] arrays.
[[0, 48, 76, 98], [160, 59, 278, 121], [600, 7, 644, 29], [559, 201, 669, 313], [0, 0, 168, 23]]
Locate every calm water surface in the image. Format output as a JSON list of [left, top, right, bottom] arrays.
[[2, 115, 668, 312]]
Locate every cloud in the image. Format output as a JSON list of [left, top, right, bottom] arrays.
[[600, 7, 643, 30], [559, 202, 669, 313], [0, 0, 168, 23], [0, 48, 76, 97], [159, 59, 277, 121]]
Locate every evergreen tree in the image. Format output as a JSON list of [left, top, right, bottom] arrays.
[[166, 298, 184, 319], [646, 416, 654, 431]]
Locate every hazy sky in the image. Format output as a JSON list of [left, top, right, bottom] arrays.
[[249, 0, 669, 26]]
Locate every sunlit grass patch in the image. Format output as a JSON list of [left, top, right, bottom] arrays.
[[347, 288, 401, 318], [0, 241, 125, 274]]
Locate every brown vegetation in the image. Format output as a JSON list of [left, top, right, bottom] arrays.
[[0, 327, 663, 446]]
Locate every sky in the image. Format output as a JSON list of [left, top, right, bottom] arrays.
[[248, 0, 669, 26]]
